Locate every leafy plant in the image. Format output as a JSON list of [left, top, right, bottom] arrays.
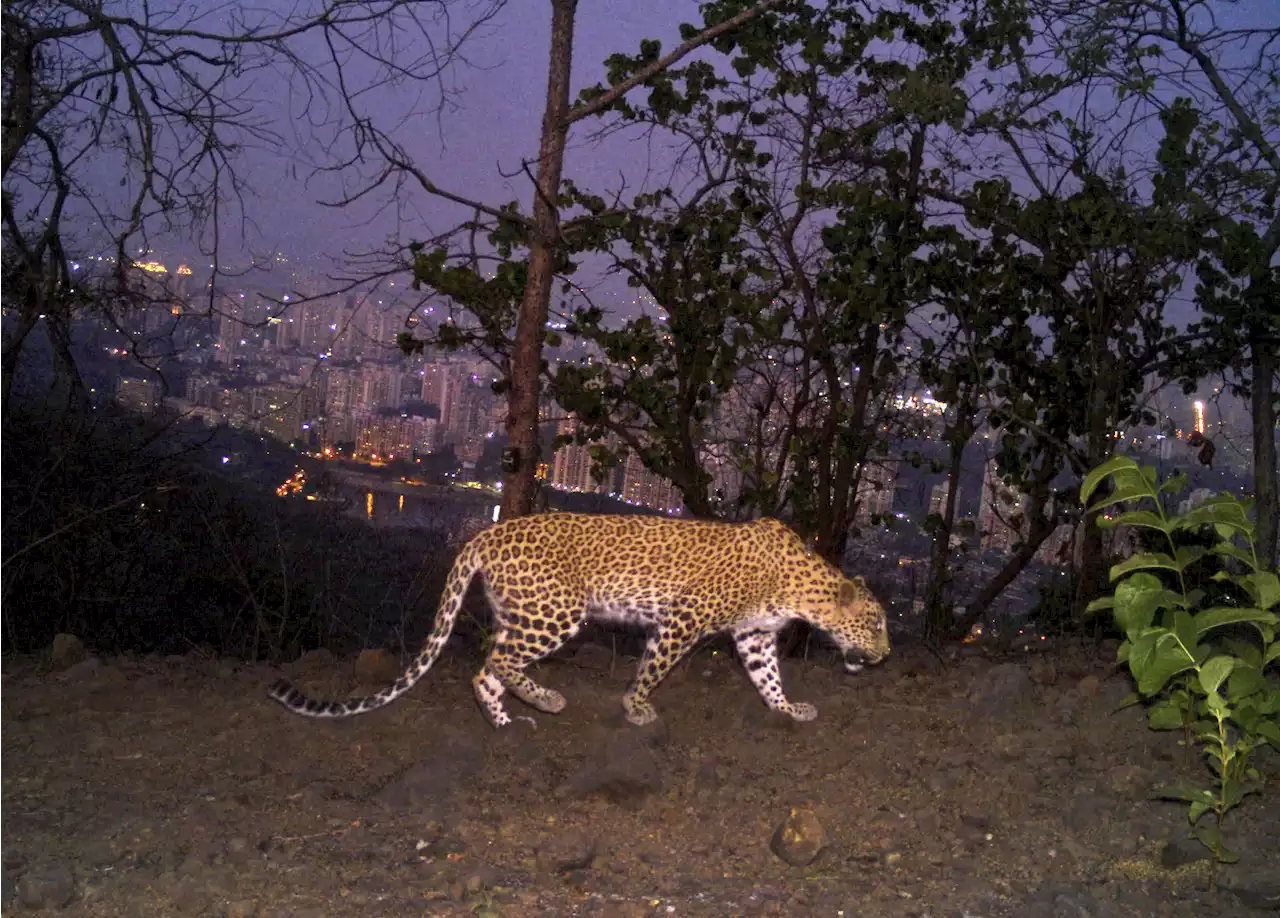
[[1082, 456, 1280, 889]]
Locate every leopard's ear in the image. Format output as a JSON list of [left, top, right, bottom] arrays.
[[838, 580, 857, 606]]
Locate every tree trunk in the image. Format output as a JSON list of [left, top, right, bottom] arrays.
[[1, 309, 40, 414], [1074, 380, 1117, 615], [814, 324, 878, 561], [922, 432, 968, 648], [1250, 323, 1279, 570], [500, 0, 576, 521], [950, 490, 1058, 639]]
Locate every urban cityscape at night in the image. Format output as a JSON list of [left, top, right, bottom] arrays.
[[4, 1, 1277, 915]]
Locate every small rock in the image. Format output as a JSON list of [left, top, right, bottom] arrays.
[[224, 900, 258, 918], [770, 807, 825, 866], [1030, 659, 1058, 685], [970, 663, 1035, 718], [1076, 675, 1101, 697], [16, 866, 76, 909], [354, 648, 401, 684], [537, 829, 598, 874], [48, 634, 87, 671], [224, 837, 253, 864], [990, 733, 1023, 761], [1159, 837, 1211, 868], [1103, 764, 1153, 800]]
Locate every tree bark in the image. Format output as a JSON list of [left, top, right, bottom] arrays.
[[950, 479, 1059, 639], [500, 0, 788, 519], [922, 416, 972, 648], [500, 0, 577, 521], [1250, 322, 1279, 570]]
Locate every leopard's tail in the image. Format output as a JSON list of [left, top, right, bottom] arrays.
[[267, 541, 481, 719]]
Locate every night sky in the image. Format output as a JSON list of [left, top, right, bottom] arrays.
[[64, 0, 1278, 328], [205, 2, 706, 267]]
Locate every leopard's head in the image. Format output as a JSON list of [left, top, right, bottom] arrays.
[[823, 576, 891, 672]]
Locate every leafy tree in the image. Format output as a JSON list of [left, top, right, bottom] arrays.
[[554, 188, 775, 518], [573, 0, 1033, 559], [391, 0, 789, 517], [1, 0, 503, 412], [933, 83, 1201, 617], [1031, 0, 1280, 572]]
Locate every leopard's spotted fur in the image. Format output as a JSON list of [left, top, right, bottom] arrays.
[[269, 513, 891, 727]]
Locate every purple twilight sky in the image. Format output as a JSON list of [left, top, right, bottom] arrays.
[[213, 2, 706, 272]]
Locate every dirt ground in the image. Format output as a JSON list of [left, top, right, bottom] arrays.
[[3, 638, 1279, 918]]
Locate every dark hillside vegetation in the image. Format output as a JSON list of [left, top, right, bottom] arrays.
[[1, 400, 456, 660]]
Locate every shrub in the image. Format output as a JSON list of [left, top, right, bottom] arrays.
[[1082, 456, 1280, 889]]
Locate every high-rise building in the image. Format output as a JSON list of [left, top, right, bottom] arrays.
[[619, 451, 683, 513], [855, 462, 896, 524], [257, 386, 307, 442], [550, 418, 609, 493], [929, 479, 957, 518], [214, 298, 245, 363], [116, 376, 161, 413], [978, 459, 1023, 552]]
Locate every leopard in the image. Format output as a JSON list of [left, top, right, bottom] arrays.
[[269, 512, 891, 728]]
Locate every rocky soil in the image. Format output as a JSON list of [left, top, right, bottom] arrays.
[[3, 635, 1279, 917]]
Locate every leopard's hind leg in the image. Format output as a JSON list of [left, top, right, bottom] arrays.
[[472, 596, 583, 727]]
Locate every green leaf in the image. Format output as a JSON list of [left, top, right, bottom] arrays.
[[1081, 455, 1139, 505], [1243, 572, 1280, 611], [1192, 823, 1239, 862], [1086, 596, 1115, 613], [1147, 699, 1186, 730], [1188, 800, 1213, 825], [1157, 781, 1216, 805], [1110, 553, 1179, 580], [1173, 544, 1208, 572], [1175, 498, 1254, 535], [1112, 572, 1173, 634], [1204, 689, 1228, 716], [1211, 542, 1257, 570], [1174, 609, 1198, 656], [1195, 607, 1279, 637], [1221, 638, 1262, 668], [1114, 691, 1141, 711], [1226, 663, 1266, 701], [1096, 509, 1171, 533], [1130, 632, 1197, 696], [1265, 642, 1280, 667], [1199, 656, 1234, 695]]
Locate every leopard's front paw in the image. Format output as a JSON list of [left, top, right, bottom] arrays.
[[622, 696, 659, 726], [788, 702, 818, 722], [535, 688, 566, 714]]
